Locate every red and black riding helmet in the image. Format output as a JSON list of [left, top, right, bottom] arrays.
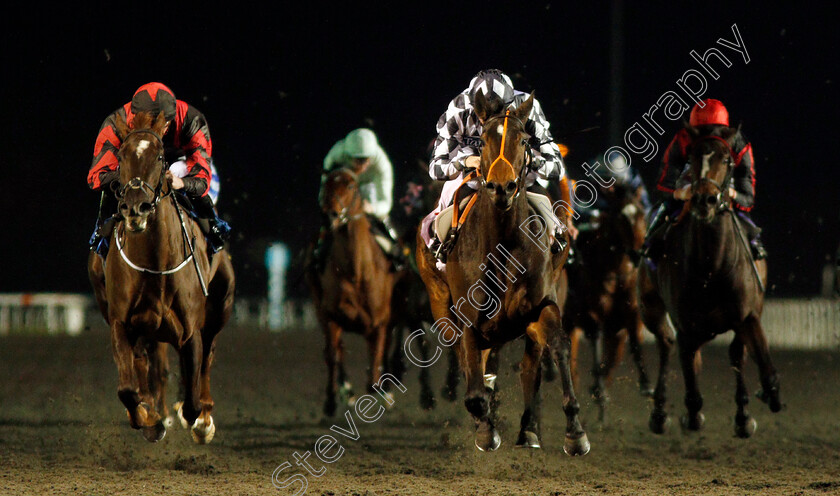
[[130, 82, 177, 122]]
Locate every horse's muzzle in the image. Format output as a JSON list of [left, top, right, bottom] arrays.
[[691, 193, 719, 222], [119, 200, 154, 232], [486, 180, 517, 210]]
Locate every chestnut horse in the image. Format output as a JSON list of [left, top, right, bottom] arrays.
[[639, 124, 781, 438], [417, 91, 588, 454], [87, 111, 235, 443], [565, 181, 652, 422], [307, 168, 395, 416]]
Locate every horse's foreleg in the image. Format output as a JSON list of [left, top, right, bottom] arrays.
[[587, 322, 608, 423], [627, 312, 653, 396], [639, 277, 674, 434], [417, 325, 437, 410], [87, 251, 109, 324], [730, 335, 757, 438], [177, 332, 203, 428], [516, 336, 544, 449], [547, 305, 589, 456], [460, 328, 499, 451], [188, 332, 218, 445], [366, 325, 388, 404], [151, 343, 171, 425], [738, 315, 781, 413], [323, 321, 343, 416], [678, 339, 705, 431], [112, 322, 160, 440]]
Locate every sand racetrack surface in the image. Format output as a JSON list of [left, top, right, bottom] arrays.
[[1, 325, 839, 496]]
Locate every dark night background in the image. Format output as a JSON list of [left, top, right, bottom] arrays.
[[1, 2, 837, 298]]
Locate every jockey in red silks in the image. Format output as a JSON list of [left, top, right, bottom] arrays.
[[644, 98, 766, 260], [88, 82, 230, 254]]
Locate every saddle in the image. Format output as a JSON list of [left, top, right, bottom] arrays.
[[433, 190, 567, 261]]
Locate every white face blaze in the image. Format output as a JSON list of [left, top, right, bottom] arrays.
[[496, 124, 504, 136], [701, 151, 714, 178], [135, 139, 150, 159]]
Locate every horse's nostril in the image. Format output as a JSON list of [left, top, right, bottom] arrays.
[[706, 196, 717, 206], [119, 203, 129, 213], [138, 202, 153, 214], [505, 181, 517, 193], [486, 181, 496, 191]]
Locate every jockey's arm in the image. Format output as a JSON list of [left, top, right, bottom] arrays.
[[367, 148, 394, 219]]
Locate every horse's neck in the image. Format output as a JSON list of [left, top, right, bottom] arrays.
[[331, 216, 375, 275], [475, 192, 529, 246], [682, 212, 740, 273]]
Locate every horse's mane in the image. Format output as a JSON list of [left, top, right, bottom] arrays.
[[131, 111, 156, 131]]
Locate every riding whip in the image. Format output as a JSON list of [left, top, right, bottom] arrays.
[[172, 195, 209, 297]]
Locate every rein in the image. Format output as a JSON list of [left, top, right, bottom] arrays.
[[113, 201, 194, 276]]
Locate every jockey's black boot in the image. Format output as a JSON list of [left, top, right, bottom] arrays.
[[89, 215, 119, 258], [193, 195, 231, 253], [736, 212, 767, 261]]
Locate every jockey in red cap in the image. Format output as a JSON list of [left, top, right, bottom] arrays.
[[88, 83, 230, 256], [644, 98, 766, 260]]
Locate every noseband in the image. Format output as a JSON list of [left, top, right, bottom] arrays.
[[480, 110, 530, 199], [114, 129, 170, 209]]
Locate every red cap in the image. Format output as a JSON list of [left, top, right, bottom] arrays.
[[689, 98, 729, 127]]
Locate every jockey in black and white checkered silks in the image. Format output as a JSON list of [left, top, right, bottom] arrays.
[[422, 69, 568, 259]]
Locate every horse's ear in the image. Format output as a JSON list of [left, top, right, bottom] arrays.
[[515, 91, 535, 122], [474, 90, 490, 122], [683, 120, 700, 140], [152, 111, 167, 135], [720, 123, 740, 147], [114, 113, 130, 140]]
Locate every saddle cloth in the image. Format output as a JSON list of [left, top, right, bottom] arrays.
[[434, 192, 566, 242]]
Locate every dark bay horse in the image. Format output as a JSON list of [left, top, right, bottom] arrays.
[[307, 168, 395, 416], [639, 124, 781, 438], [417, 91, 588, 454], [87, 111, 235, 443], [565, 182, 652, 422]]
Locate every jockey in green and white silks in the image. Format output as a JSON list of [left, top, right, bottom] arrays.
[[315, 128, 404, 269]]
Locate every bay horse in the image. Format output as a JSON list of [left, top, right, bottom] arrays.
[[306, 167, 395, 416], [87, 111, 235, 443], [565, 181, 652, 422], [638, 124, 781, 438], [416, 91, 589, 454]]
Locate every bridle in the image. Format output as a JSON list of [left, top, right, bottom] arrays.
[[479, 109, 531, 201], [113, 128, 171, 210], [325, 168, 365, 230], [112, 127, 197, 279], [690, 135, 736, 212]]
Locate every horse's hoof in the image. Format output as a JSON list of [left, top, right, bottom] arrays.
[[755, 388, 782, 413], [420, 391, 436, 411], [649, 413, 671, 435], [339, 381, 355, 408], [175, 402, 190, 429], [163, 415, 175, 428], [141, 421, 167, 443], [190, 415, 215, 445], [442, 386, 458, 402], [735, 416, 757, 439], [563, 432, 590, 456], [515, 431, 541, 449], [474, 427, 502, 452], [378, 391, 394, 409], [680, 412, 705, 432]]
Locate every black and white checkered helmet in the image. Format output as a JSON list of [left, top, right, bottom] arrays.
[[467, 69, 514, 105]]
